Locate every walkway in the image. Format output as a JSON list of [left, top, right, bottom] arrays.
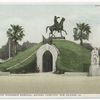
[[0, 73, 100, 94]]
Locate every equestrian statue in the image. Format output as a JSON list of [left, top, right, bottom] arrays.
[[46, 16, 67, 38]]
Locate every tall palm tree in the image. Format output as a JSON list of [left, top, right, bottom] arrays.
[[73, 23, 91, 46], [7, 24, 25, 56]]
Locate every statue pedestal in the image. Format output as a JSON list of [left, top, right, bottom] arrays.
[[52, 36, 65, 39], [89, 65, 100, 76]]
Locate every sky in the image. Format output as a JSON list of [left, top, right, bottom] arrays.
[[0, 4, 100, 48]]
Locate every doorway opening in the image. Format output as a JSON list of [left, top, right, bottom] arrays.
[[43, 50, 53, 72]]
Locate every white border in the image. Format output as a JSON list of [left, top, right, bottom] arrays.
[[0, 1, 99, 5], [0, 94, 100, 99], [0, 1, 100, 99], [0, 0, 100, 3]]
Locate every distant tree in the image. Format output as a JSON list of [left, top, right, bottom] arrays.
[[0, 41, 35, 60], [7, 24, 25, 55], [83, 43, 93, 51], [73, 23, 91, 46], [21, 41, 35, 51]]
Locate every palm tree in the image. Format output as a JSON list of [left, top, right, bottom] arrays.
[[7, 24, 25, 56], [73, 23, 91, 46]]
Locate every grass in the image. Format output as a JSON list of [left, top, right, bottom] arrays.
[[53, 40, 91, 72], [0, 40, 91, 73], [0, 43, 41, 73]]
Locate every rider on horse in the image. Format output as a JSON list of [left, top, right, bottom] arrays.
[[46, 16, 67, 38], [54, 16, 60, 30]]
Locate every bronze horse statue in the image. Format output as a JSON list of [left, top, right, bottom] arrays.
[[46, 17, 67, 38]]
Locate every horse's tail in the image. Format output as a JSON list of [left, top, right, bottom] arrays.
[[65, 30, 67, 35], [46, 26, 50, 33]]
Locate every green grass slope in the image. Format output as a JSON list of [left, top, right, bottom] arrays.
[[0, 43, 41, 73], [53, 40, 91, 72], [0, 40, 91, 73]]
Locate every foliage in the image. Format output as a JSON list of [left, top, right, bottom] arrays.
[[7, 24, 25, 55], [0, 45, 9, 60], [73, 23, 91, 46], [83, 43, 93, 51], [21, 41, 36, 51], [0, 41, 35, 60]]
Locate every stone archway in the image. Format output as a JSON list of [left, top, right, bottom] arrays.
[[36, 44, 58, 72]]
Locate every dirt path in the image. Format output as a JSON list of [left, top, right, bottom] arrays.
[[0, 73, 100, 94]]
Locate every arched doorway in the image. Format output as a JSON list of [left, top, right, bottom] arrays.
[[43, 51, 53, 72], [36, 44, 59, 72]]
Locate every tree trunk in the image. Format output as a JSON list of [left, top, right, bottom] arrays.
[[80, 30, 83, 46], [13, 41, 17, 56], [8, 38, 11, 58], [15, 42, 17, 55], [80, 38, 83, 46]]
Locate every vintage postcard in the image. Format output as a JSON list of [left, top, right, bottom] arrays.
[[0, 1, 100, 99]]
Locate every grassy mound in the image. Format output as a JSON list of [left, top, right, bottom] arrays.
[[0, 40, 91, 73], [0, 43, 41, 73], [53, 40, 91, 72]]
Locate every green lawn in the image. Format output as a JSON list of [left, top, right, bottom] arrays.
[[0, 43, 41, 73], [0, 40, 91, 73], [53, 40, 91, 72]]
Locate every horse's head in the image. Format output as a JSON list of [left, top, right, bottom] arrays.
[[59, 17, 65, 26], [62, 17, 65, 21]]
